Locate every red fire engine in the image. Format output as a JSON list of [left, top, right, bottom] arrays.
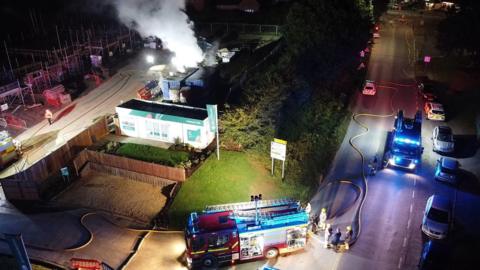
[[185, 198, 310, 268]]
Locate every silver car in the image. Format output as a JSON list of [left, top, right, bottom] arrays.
[[432, 126, 454, 153], [435, 157, 460, 185], [422, 195, 452, 240]]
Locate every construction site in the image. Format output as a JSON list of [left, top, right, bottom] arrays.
[[0, 1, 285, 269]]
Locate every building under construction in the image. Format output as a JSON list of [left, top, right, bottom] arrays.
[[0, 17, 139, 132]]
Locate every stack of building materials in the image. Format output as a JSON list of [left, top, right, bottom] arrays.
[[136, 80, 161, 100], [137, 87, 152, 100], [43, 84, 66, 106], [161, 76, 182, 100]]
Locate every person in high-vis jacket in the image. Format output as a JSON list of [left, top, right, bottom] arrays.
[[45, 109, 53, 125], [318, 208, 327, 231]]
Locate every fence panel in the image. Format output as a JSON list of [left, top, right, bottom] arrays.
[[85, 150, 186, 182], [87, 162, 175, 188]]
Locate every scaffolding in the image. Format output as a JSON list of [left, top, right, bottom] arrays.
[[0, 80, 34, 109]]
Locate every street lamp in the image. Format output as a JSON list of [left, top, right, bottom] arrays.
[[146, 55, 155, 64]]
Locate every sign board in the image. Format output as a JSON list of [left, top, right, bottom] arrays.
[[1, 103, 8, 112], [271, 139, 287, 161], [206, 104, 220, 160], [187, 129, 201, 142], [424, 56, 431, 63], [206, 104, 218, 132]]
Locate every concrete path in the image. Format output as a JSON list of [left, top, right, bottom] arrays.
[[0, 68, 143, 178]]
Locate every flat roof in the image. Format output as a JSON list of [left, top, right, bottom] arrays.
[[117, 99, 207, 120]]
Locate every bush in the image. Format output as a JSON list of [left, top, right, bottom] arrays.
[[115, 143, 190, 167]]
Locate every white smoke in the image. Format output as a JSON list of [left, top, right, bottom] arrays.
[[112, 0, 204, 72]]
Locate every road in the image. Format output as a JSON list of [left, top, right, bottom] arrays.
[[227, 8, 480, 270]]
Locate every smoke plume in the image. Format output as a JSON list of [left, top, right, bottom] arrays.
[[112, 0, 203, 72]]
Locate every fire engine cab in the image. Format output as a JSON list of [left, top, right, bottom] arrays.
[[185, 198, 309, 268]]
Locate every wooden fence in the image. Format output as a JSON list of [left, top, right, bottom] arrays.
[[74, 149, 187, 182], [83, 162, 176, 188], [1, 116, 109, 201]]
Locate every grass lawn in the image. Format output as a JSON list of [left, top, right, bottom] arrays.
[[168, 150, 307, 229], [115, 143, 189, 166]]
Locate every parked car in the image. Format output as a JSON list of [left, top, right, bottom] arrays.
[[422, 195, 452, 240], [424, 102, 446, 121], [362, 80, 377, 95], [432, 126, 454, 153], [418, 240, 450, 270], [435, 157, 460, 186]]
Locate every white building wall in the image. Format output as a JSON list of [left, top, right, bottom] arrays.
[[116, 107, 215, 149]]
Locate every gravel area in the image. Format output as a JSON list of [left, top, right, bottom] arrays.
[[55, 172, 167, 222]]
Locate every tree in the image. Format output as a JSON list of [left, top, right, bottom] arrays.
[[437, 0, 480, 62], [283, 0, 371, 82]]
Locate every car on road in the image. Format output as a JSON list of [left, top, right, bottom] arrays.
[[435, 157, 460, 186], [362, 80, 377, 95], [424, 102, 445, 121], [422, 195, 452, 240], [432, 126, 454, 153], [418, 240, 450, 270]]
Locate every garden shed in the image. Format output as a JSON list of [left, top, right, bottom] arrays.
[[116, 99, 215, 149]]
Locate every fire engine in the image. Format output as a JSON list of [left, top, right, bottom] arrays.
[[185, 198, 310, 268], [385, 110, 423, 171]]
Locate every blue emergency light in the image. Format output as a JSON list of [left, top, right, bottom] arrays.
[[394, 137, 420, 146]]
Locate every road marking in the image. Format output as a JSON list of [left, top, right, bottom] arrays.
[[413, 178, 416, 186], [409, 204, 413, 213], [403, 237, 407, 247], [412, 190, 415, 198], [398, 256, 403, 269], [407, 219, 411, 229]]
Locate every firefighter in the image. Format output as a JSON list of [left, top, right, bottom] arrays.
[[305, 203, 312, 215], [324, 224, 332, 248], [331, 228, 342, 250], [45, 109, 53, 125], [344, 226, 353, 250], [318, 208, 327, 231]]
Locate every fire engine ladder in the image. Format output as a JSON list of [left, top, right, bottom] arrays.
[[204, 198, 299, 214]]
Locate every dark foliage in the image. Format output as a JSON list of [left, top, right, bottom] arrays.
[[437, 0, 480, 63], [221, 0, 372, 191]]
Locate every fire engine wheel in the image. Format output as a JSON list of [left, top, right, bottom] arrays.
[[265, 247, 279, 259], [202, 256, 217, 267]]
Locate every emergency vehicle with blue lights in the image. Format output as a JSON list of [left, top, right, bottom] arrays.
[[184, 198, 309, 268], [386, 110, 423, 170]]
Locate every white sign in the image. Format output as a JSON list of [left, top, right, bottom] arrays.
[[424, 56, 431, 63], [1, 103, 8, 112], [271, 139, 287, 161]]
